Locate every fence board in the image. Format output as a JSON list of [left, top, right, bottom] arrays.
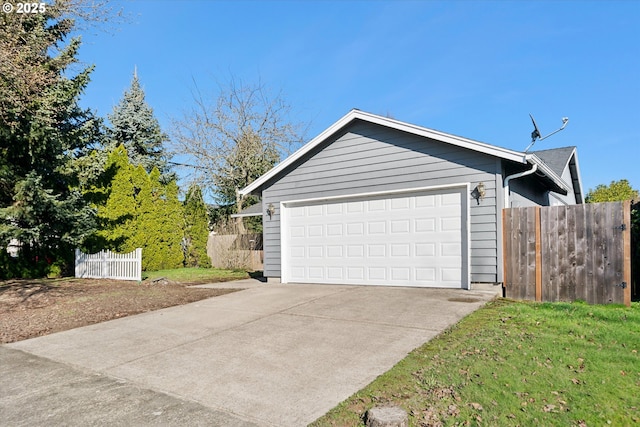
[[75, 248, 142, 281], [503, 202, 630, 306], [504, 206, 537, 300], [207, 233, 264, 270], [573, 205, 587, 302]]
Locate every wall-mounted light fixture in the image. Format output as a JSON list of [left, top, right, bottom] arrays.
[[267, 203, 275, 219], [473, 182, 486, 205], [477, 182, 486, 200]]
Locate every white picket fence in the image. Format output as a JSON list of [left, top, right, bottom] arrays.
[[75, 248, 142, 281]]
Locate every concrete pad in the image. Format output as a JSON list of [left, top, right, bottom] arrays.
[[4, 283, 496, 426], [285, 285, 493, 330], [9, 304, 266, 371], [193, 283, 352, 314], [0, 347, 258, 427], [107, 312, 437, 426]]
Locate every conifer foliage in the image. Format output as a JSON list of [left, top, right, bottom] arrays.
[[134, 169, 184, 271], [94, 146, 184, 271], [183, 184, 211, 268], [0, 4, 100, 276], [93, 146, 139, 252], [107, 70, 170, 180]]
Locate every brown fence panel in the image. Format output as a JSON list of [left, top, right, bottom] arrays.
[[503, 201, 631, 306], [503, 207, 537, 300], [207, 233, 264, 271]]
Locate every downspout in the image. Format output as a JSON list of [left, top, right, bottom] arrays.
[[503, 162, 538, 209]]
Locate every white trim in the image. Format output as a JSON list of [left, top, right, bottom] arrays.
[[230, 212, 262, 218], [568, 149, 584, 203], [280, 199, 289, 284], [241, 109, 528, 196], [280, 183, 468, 207], [279, 183, 471, 289], [464, 183, 471, 290]]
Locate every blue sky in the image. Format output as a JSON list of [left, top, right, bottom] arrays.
[[77, 0, 640, 196]]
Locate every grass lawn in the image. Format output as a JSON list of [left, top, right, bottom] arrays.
[[312, 299, 640, 426], [142, 267, 249, 283]]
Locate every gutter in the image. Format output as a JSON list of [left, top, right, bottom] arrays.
[[503, 162, 538, 209]]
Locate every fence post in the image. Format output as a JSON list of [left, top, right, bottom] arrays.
[[74, 248, 80, 278], [623, 200, 631, 307], [535, 206, 542, 302], [136, 248, 142, 281], [502, 209, 507, 293]]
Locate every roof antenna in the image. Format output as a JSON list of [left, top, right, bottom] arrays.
[[524, 114, 569, 152]]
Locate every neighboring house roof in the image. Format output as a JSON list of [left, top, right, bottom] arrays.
[[533, 146, 584, 203], [240, 109, 572, 196], [230, 203, 263, 218]]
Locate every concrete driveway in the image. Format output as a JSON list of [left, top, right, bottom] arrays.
[[1, 280, 497, 426]]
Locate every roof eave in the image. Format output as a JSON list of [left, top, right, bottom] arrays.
[[526, 154, 572, 195], [240, 109, 529, 196]]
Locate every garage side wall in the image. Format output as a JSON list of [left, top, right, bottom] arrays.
[[262, 121, 501, 283]]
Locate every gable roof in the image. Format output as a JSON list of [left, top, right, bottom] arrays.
[[533, 147, 576, 176], [533, 146, 583, 203], [240, 109, 571, 196]]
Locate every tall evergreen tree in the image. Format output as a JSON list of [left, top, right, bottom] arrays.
[[134, 168, 184, 270], [92, 146, 138, 252], [0, 5, 100, 274], [107, 70, 171, 180], [92, 146, 184, 270], [183, 184, 211, 268]]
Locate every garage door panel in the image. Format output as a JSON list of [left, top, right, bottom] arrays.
[[367, 199, 386, 211], [346, 222, 364, 235], [368, 221, 386, 234], [346, 201, 364, 213], [368, 267, 386, 280], [327, 246, 343, 257], [326, 224, 343, 236], [415, 218, 436, 232], [368, 244, 386, 257], [390, 220, 410, 233], [284, 187, 466, 288], [347, 267, 365, 280]]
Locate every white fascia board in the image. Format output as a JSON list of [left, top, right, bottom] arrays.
[[241, 109, 528, 196], [230, 212, 263, 218], [356, 110, 528, 163], [570, 149, 584, 202], [241, 110, 359, 195]]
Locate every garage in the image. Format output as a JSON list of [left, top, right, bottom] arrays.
[[281, 186, 469, 288]]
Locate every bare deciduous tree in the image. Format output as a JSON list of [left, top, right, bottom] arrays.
[[171, 77, 307, 232]]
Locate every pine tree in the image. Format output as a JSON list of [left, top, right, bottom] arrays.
[[183, 184, 211, 268], [0, 6, 100, 274], [107, 70, 171, 180]]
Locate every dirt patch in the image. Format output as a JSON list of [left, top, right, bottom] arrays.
[[0, 278, 239, 344]]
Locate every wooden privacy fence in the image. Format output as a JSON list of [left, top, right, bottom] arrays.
[[503, 201, 631, 306], [75, 248, 142, 281], [207, 233, 263, 270]]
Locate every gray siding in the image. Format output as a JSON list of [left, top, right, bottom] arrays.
[[549, 167, 577, 206], [508, 167, 576, 208], [262, 120, 501, 284], [509, 178, 549, 207]]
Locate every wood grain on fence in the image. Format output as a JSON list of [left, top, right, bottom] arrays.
[[207, 233, 263, 270], [503, 201, 630, 306]]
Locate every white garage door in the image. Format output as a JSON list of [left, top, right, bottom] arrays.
[[282, 187, 467, 288]]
